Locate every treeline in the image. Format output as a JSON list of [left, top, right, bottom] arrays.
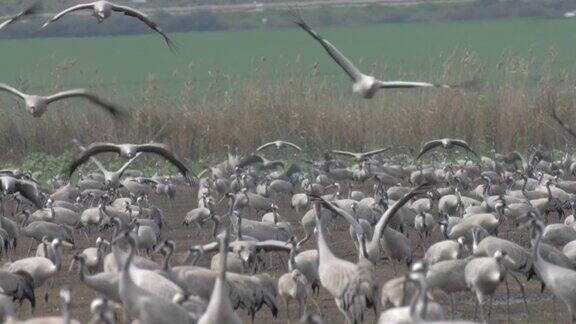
[[1, 0, 576, 38]]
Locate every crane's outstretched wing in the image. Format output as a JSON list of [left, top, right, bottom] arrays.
[[255, 240, 293, 253], [0, 2, 41, 31], [0, 83, 27, 99], [362, 147, 391, 158], [416, 140, 442, 160], [137, 144, 195, 185], [68, 142, 121, 177], [552, 108, 576, 139], [46, 89, 124, 118], [450, 139, 479, 158], [278, 140, 302, 151], [256, 140, 302, 152], [331, 150, 357, 159], [111, 4, 178, 52], [41, 3, 94, 28], [256, 142, 276, 152], [377, 81, 451, 89], [14, 179, 43, 209], [292, 12, 363, 82], [237, 155, 265, 169]]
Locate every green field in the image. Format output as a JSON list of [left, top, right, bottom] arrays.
[[2, 17, 576, 102]]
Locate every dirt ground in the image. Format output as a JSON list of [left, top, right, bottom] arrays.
[[8, 187, 572, 323]]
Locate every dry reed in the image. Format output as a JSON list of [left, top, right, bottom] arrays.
[[0, 49, 575, 164]]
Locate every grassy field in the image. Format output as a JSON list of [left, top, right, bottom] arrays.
[[2, 17, 576, 99]]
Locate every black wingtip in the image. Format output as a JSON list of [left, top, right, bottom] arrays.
[[165, 36, 180, 54], [449, 78, 483, 90], [289, 7, 308, 29], [25, 1, 43, 16]]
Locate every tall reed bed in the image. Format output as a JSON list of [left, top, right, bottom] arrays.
[[0, 49, 574, 164]]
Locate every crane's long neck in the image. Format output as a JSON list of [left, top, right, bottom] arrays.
[[408, 278, 424, 321], [96, 241, 104, 261], [288, 244, 296, 272], [546, 183, 552, 201], [190, 249, 202, 265], [314, 208, 335, 263], [416, 275, 429, 319], [532, 226, 543, 264], [42, 241, 49, 261], [481, 183, 490, 208], [49, 205, 56, 220], [162, 246, 173, 272], [218, 243, 228, 282], [430, 196, 438, 218], [209, 233, 230, 316], [53, 245, 62, 272], [471, 229, 479, 255], [211, 219, 220, 239], [62, 294, 70, 324], [236, 212, 243, 240], [77, 259, 86, 282], [121, 238, 136, 284], [522, 177, 528, 192], [496, 205, 506, 226], [228, 196, 238, 226], [111, 235, 126, 271]]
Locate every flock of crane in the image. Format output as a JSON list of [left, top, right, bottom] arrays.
[[3, 1, 576, 324]]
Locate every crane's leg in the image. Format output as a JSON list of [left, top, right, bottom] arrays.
[[553, 295, 557, 321], [336, 299, 352, 324], [509, 272, 529, 316], [450, 293, 455, 320], [44, 280, 50, 303], [26, 240, 34, 257], [285, 299, 291, 322], [476, 292, 485, 323], [83, 229, 91, 244], [473, 296, 479, 321], [488, 295, 493, 320], [505, 277, 510, 321]]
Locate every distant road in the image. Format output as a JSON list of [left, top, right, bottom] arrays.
[[153, 0, 473, 14], [2, 0, 473, 19]]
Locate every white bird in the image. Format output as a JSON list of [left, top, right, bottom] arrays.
[[293, 14, 453, 99], [0, 83, 123, 118], [41, 0, 177, 51]]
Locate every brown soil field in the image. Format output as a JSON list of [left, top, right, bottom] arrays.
[[9, 187, 569, 324]]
